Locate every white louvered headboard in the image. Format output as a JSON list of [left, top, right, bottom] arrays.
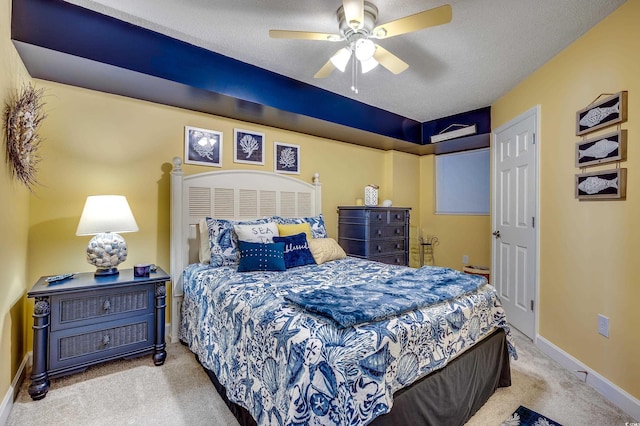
[[169, 157, 322, 341]]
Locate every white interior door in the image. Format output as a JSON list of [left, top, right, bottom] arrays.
[[492, 107, 538, 339]]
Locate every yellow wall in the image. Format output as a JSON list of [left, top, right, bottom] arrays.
[[0, 0, 32, 402], [493, 1, 640, 399], [419, 155, 491, 270]]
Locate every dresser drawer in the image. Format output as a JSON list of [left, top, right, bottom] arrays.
[[50, 284, 154, 331], [369, 225, 406, 239], [339, 238, 406, 258], [370, 253, 407, 266], [49, 314, 154, 372], [369, 239, 406, 254]]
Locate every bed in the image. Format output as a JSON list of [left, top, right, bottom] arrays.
[[169, 157, 516, 425]]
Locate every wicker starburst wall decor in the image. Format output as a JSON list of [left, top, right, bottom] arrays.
[[2, 84, 47, 191]]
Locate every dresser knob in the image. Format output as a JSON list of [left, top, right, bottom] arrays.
[[376, 214, 383, 221], [395, 228, 401, 234], [102, 334, 110, 346], [396, 244, 401, 249], [376, 245, 382, 252], [395, 214, 401, 219], [103, 299, 111, 312], [377, 229, 382, 236]]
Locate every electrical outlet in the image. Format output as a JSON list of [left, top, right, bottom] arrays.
[[462, 255, 469, 264], [598, 314, 609, 338]]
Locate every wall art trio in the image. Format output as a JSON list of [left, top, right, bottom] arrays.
[[184, 126, 300, 174], [574, 91, 628, 200]]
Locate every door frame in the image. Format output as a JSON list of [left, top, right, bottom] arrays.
[[491, 105, 541, 342]]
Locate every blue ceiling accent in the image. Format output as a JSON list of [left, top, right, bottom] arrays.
[[10, 0, 490, 154]]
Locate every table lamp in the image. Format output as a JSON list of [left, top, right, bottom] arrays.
[[76, 195, 139, 276]]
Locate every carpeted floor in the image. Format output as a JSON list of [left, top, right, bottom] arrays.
[[7, 328, 635, 425]]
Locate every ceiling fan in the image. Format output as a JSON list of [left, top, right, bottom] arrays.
[[269, 0, 452, 92]]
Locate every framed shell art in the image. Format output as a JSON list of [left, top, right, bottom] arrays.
[[575, 168, 626, 200], [184, 126, 222, 167], [274, 142, 300, 174], [575, 130, 626, 168], [234, 128, 265, 165], [576, 91, 627, 136]]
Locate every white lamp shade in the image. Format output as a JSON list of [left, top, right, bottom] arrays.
[[360, 57, 379, 74], [330, 47, 352, 72], [76, 195, 139, 236]]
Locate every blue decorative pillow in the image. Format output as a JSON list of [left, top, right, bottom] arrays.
[[274, 214, 328, 238], [205, 217, 274, 267], [205, 218, 239, 267], [237, 241, 286, 272], [273, 232, 316, 269]]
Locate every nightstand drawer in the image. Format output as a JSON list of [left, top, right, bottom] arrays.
[[49, 315, 154, 372], [50, 284, 154, 331]]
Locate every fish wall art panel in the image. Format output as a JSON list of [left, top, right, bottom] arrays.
[[575, 168, 626, 200], [575, 130, 627, 168], [576, 91, 627, 136]]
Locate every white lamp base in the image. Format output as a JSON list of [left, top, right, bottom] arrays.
[[86, 232, 128, 276]]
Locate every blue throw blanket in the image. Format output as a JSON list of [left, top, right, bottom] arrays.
[[284, 266, 487, 327]]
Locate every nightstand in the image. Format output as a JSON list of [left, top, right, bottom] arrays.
[[27, 267, 170, 400]]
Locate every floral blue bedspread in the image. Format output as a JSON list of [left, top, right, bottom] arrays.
[[180, 257, 516, 426]]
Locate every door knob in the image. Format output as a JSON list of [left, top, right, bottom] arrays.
[[492, 230, 501, 238]]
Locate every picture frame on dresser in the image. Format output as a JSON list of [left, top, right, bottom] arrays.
[[184, 126, 222, 167]]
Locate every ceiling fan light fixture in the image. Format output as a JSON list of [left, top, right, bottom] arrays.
[[360, 57, 379, 73], [355, 38, 376, 61], [330, 47, 352, 72]]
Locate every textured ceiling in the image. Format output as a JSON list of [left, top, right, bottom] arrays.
[[65, 0, 625, 123]]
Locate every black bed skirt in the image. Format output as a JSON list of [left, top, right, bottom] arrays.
[[199, 328, 511, 426]]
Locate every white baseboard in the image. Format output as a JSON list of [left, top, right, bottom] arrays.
[[536, 335, 640, 421], [0, 352, 31, 426]]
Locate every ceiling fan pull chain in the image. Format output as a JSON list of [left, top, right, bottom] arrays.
[[351, 56, 358, 94]]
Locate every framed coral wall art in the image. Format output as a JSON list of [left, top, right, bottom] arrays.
[[575, 168, 626, 200], [184, 126, 222, 167], [576, 91, 627, 136], [234, 128, 265, 165], [575, 130, 626, 168], [274, 142, 300, 174]]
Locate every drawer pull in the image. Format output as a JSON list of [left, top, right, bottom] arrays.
[[102, 334, 111, 346], [376, 214, 383, 221], [376, 245, 382, 252], [395, 244, 401, 249], [103, 299, 111, 312], [395, 214, 401, 219], [395, 228, 401, 234], [376, 229, 382, 236]]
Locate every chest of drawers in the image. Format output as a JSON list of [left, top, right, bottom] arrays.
[[338, 206, 410, 266], [27, 267, 169, 400]]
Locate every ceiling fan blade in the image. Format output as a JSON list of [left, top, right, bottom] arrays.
[[373, 44, 409, 74], [269, 30, 342, 41], [342, 0, 364, 30], [372, 4, 452, 39], [314, 59, 336, 78]]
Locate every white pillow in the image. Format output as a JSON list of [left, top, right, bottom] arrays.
[[234, 222, 279, 243], [199, 218, 210, 264]]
